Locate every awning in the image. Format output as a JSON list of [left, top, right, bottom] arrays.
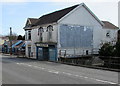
[[12, 40, 23, 48]]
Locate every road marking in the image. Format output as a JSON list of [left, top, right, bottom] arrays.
[[16, 62, 118, 84], [62, 72, 72, 76], [28, 65, 32, 67], [48, 70, 59, 74], [16, 63, 20, 65]]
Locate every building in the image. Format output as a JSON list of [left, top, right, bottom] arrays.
[[23, 3, 118, 61]]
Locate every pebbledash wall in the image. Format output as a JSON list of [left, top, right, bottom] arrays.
[[24, 3, 118, 60]]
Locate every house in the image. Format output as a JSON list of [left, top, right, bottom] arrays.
[[23, 18, 38, 57], [0, 36, 9, 53], [23, 3, 119, 61]]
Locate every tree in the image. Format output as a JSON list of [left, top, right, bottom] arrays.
[[17, 35, 23, 40], [5, 33, 18, 41], [22, 35, 25, 40]]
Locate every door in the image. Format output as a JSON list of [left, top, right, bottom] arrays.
[[37, 47, 43, 60], [28, 47, 31, 57], [43, 48, 49, 60], [49, 48, 56, 61]]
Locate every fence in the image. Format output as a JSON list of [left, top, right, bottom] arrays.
[[58, 55, 120, 70]]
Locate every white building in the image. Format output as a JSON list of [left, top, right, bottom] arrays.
[[23, 3, 118, 61]]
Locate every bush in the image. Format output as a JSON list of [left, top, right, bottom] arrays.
[[99, 41, 120, 57], [114, 41, 120, 57], [99, 42, 114, 56]]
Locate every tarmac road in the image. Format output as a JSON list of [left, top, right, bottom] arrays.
[[1, 55, 119, 84]]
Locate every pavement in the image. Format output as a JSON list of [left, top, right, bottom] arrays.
[[1, 54, 119, 84]]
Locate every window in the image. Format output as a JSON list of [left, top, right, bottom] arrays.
[[38, 27, 44, 42], [47, 25, 53, 41], [28, 31, 31, 40], [106, 31, 110, 38], [25, 31, 27, 40]]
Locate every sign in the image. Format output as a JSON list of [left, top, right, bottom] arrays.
[[36, 43, 48, 47], [28, 45, 31, 47]]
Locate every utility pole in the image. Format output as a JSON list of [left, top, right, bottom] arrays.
[[10, 27, 12, 55]]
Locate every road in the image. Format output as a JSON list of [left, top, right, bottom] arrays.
[[1, 54, 119, 84]]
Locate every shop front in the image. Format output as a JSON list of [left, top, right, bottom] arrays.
[[35, 42, 57, 61]]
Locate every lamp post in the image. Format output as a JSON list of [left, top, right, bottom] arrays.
[[10, 27, 12, 55]]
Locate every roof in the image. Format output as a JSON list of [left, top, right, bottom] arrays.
[[24, 18, 39, 29], [102, 21, 118, 29], [24, 3, 104, 28], [34, 5, 79, 26], [29, 18, 38, 25]]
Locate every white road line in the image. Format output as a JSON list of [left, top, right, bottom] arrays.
[[16, 62, 118, 84], [62, 72, 72, 76], [16, 63, 20, 65], [48, 70, 59, 74], [28, 65, 32, 67]]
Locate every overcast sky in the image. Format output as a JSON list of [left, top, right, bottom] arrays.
[[0, 0, 119, 36]]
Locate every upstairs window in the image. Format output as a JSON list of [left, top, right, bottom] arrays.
[[28, 31, 31, 40], [38, 27, 44, 42], [47, 25, 53, 41], [25, 31, 27, 40]]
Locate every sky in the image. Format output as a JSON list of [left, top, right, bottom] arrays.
[[0, 0, 119, 36]]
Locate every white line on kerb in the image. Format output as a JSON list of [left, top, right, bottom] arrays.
[[94, 79, 117, 84]]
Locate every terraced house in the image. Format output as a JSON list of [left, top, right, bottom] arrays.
[[23, 3, 119, 61]]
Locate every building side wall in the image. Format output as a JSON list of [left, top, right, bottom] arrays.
[[57, 5, 102, 56]]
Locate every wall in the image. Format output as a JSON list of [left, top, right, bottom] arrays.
[[31, 28, 39, 59], [25, 40, 31, 57], [102, 28, 118, 43]]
